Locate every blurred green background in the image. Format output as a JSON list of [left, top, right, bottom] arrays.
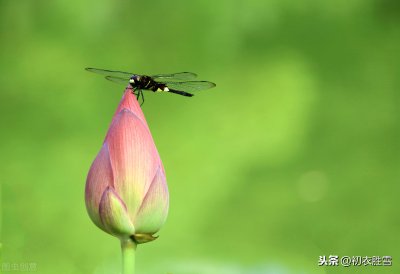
[[1, 0, 399, 273]]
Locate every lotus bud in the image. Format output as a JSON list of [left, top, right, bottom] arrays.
[[85, 89, 169, 243]]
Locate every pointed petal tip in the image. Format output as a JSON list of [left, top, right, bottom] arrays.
[[115, 89, 145, 122]]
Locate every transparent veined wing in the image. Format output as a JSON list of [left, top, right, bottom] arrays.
[[151, 72, 197, 81], [164, 81, 216, 92], [105, 76, 131, 85], [85, 68, 134, 79]]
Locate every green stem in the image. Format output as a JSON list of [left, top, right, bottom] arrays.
[[121, 238, 137, 274]]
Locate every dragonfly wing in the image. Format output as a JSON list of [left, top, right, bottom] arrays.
[[151, 72, 197, 81], [105, 76, 131, 85], [86, 67, 134, 78], [164, 81, 216, 92]]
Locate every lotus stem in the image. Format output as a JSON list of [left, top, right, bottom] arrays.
[[121, 238, 136, 274]]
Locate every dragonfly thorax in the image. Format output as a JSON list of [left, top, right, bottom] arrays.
[[129, 75, 159, 92]]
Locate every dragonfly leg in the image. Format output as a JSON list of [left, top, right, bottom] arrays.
[[140, 90, 145, 106]]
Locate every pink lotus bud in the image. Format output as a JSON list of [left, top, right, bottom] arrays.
[[85, 89, 169, 243]]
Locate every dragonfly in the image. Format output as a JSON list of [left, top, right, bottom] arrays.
[[85, 67, 216, 105]]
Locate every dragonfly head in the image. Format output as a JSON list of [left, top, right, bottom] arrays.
[[129, 75, 140, 85]]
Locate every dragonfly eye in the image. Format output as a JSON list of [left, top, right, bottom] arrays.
[[130, 75, 140, 84]]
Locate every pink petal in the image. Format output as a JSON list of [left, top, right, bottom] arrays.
[[85, 144, 114, 230], [134, 168, 169, 234], [109, 90, 166, 175], [106, 108, 162, 220]]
